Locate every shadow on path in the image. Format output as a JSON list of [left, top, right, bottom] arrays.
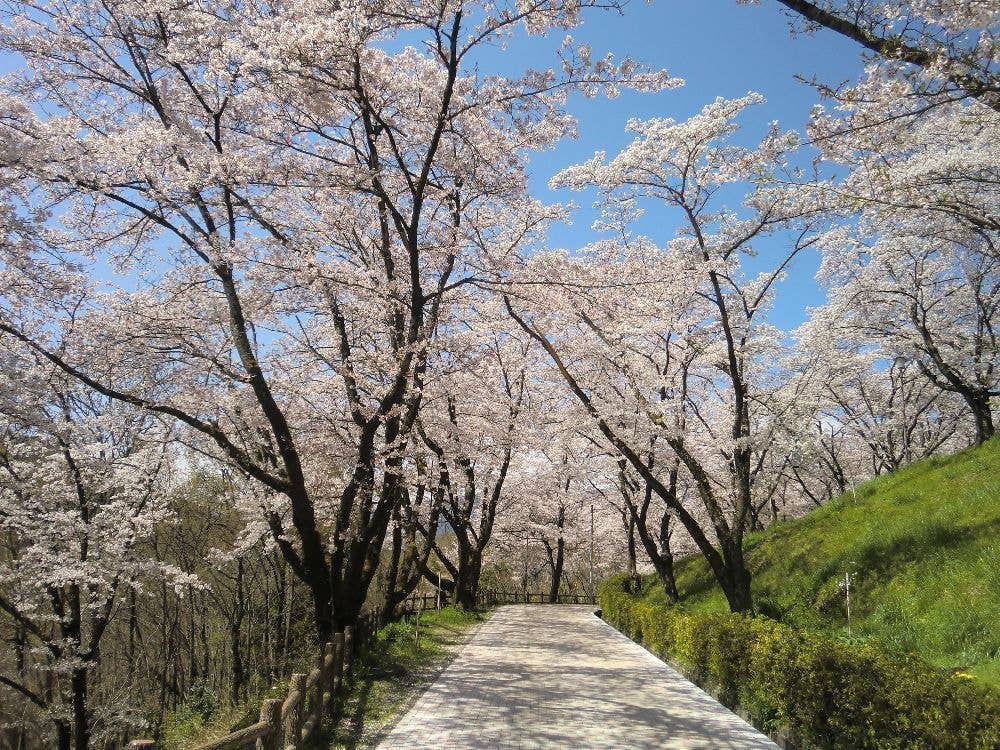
[[378, 605, 779, 750]]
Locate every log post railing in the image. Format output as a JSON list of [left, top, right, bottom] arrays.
[[126, 621, 368, 750], [126, 589, 592, 748]]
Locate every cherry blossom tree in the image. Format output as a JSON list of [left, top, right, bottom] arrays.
[[766, 1, 999, 443], [805, 218, 998, 444], [0, 0, 676, 638], [376, 452, 447, 622], [513, 418, 598, 601], [415, 309, 534, 610], [756, 0, 1000, 111], [506, 94, 822, 611], [0, 354, 189, 750]]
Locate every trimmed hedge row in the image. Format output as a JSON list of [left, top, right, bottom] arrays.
[[598, 575, 1000, 749]]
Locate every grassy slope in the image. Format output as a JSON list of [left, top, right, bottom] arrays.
[[637, 437, 1000, 686]]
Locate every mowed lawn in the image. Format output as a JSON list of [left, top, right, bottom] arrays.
[[636, 438, 1000, 687]]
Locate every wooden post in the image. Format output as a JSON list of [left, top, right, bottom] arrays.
[[283, 673, 307, 750], [311, 649, 326, 720], [332, 632, 344, 691], [344, 625, 354, 671], [259, 698, 282, 750], [128, 742, 155, 750], [320, 641, 335, 710]]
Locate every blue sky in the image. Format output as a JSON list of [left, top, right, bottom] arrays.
[[474, 0, 866, 332], [0, 0, 865, 331]]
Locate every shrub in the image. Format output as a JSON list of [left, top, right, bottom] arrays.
[[598, 575, 1000, 749]]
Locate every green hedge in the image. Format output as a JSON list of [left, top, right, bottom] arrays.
[[598, 575, 1000, 749]]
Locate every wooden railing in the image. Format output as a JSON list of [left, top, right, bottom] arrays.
[[126, 589, 593, 748], [478, 589, 596, 606], [127, 613, 382, 750], [396, 591, 447, 616]]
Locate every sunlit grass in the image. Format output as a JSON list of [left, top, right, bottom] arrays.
[[316, 606, 486, 749], [638, 437, 1000, 687]]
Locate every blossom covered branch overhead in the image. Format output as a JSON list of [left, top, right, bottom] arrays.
[[0, 0, 996, 746]]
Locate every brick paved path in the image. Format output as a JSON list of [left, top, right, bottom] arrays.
[[377, 605, 779, 749]]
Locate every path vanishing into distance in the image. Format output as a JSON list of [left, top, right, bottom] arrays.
[[378, 605, 779, 749]]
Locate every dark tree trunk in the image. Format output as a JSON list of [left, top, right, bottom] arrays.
[[718, 539, 753, 613], [381, 512, 404, 625], [653, 558, 679, 604], [969, 392, 995, 445], [272, 558, 287, 679], [384, 479, 445, 621], [200, 595, 210, 681], [653, 512, 679, 604], [56, 722, 71, 750], [11, 623, 27, 750], [547, 537, 565, 603], [188, 587, 198, 682], [547, 504, 566, 603], [626, 515, 638, 580], [127, 589, 138, 679], [71, 667, 89, 750], [229, 620, 243, 706], [454, 550, 482, 610], [229, 558, 245, 705]]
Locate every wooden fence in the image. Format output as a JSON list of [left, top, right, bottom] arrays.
[[478, 589, 596, 606], [126, 614, 379, 750], [396, 591, 447, 616], [125, 589, 593, 748]]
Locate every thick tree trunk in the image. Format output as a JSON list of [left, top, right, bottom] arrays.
[[71, 666, 88, 750], [381, 513, 404, 625], [384, 481, 445, 622], [652, 514, 679, 604], [626, 516, 638, 580], [547, 536, 565, 603], [56, 722, 71, 750], [332, 579, 363, 630], [454, 550, 482, 610], [312, 583, 336, 641], [968, 392, 995, 445], [653, 559, 679, 604], [718, 540, 753, 613]]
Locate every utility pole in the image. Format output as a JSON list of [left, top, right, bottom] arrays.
[[523, 532, 529, 603], [844, 570, 852, 638]]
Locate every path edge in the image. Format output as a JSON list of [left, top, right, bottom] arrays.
[[365, 609, 493, 748], [590, 608, 798, 750]]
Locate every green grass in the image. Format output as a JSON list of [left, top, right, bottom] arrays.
[[636, 437, 1000, 687], [314, 606, 487, 749], [161, 678, 294, 750]]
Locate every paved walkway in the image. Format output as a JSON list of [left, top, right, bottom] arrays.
[[378, 605, 779, 749]]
